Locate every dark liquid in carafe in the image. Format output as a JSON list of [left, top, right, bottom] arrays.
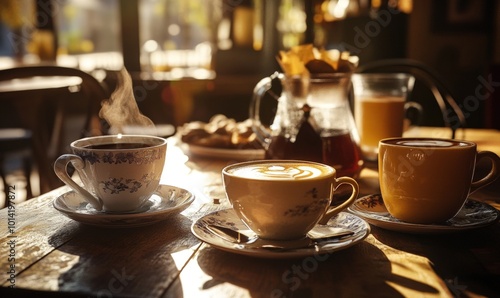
[[321, 129, 362, 178], [266, 129, 362, 178], [266, 115, 323, 164]]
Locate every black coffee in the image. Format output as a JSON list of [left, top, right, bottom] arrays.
[[84, 143, 150, 150]]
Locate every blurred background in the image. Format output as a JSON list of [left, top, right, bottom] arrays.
[[0, 0, 499, 203], [1, 0, 498, 128]]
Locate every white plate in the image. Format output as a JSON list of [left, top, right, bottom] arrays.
[[191, 209, 370, 259], [185, 144, 265, 160], [53, 185, 195, 228], [348, 194, 500, 234]]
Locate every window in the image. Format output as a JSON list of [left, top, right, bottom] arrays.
[[54, 0, 122, 71], [139, 0, 220, 79]]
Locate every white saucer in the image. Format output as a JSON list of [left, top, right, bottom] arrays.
[[348, 194, 500, 234], [53, 185, 195, 228], [191, 209, 370, 259]]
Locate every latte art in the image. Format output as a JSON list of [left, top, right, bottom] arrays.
[[230, 163, 332, 180], [396, 140, 459, 147]]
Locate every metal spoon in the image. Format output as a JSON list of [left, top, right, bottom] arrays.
[[206, 224, 257, 244], [206, 224, 355, 251]]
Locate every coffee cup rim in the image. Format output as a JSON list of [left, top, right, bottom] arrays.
[[222, 159, 336, 181], [70, 134, 167, 150], [379, 137, 476, 149]]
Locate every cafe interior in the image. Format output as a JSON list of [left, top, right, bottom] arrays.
[[1, 0, 499, 203], [1, 1, 500, 297]]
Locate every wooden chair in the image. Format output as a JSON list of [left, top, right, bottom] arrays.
[[0, 65, 110, 204], [0, 128, 33, 205]]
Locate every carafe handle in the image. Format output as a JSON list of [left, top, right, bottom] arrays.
[[250, 72, 282, 148]]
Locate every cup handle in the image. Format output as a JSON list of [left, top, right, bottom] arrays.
[[54, 154, 103, 211], [470, 151, 500, 193], [318, 177, 359, 225], [404, 101, 423, 130]]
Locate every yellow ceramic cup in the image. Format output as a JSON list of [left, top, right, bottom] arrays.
[[378, 138, 500, 224]]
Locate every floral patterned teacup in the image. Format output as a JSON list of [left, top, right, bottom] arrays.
[[222, 160, 359, 240], [54, 135, 167, 213]]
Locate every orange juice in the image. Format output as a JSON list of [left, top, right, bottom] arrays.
[[354, 96, 405, 158]]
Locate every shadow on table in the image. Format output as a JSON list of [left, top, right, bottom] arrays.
[[370, 224, 500, 297], [0, 287, 89, 298], [47, 213, 198, 297], [195, 240, 439, 297]]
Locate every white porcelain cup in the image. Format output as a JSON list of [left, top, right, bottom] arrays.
[[222, 160, 359, 240], [379, 138, 500, 224], [54, 135, 167, 213]]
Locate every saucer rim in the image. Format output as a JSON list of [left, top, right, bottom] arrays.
[[191, 208, 370, 259], [348, 194, 499, 234], [53, 184, 195, 228]]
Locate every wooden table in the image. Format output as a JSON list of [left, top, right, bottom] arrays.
[[1, 127, 499, 297]]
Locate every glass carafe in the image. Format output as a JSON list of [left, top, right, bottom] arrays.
[[251, 72, 363, 178]]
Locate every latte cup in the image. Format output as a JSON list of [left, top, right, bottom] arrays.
[[54, 135, 167, 213], [222, 160, 359, 240], [379, 138, 500, 224]]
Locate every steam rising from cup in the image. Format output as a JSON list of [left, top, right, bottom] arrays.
[[99, 68, 155, 134]]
